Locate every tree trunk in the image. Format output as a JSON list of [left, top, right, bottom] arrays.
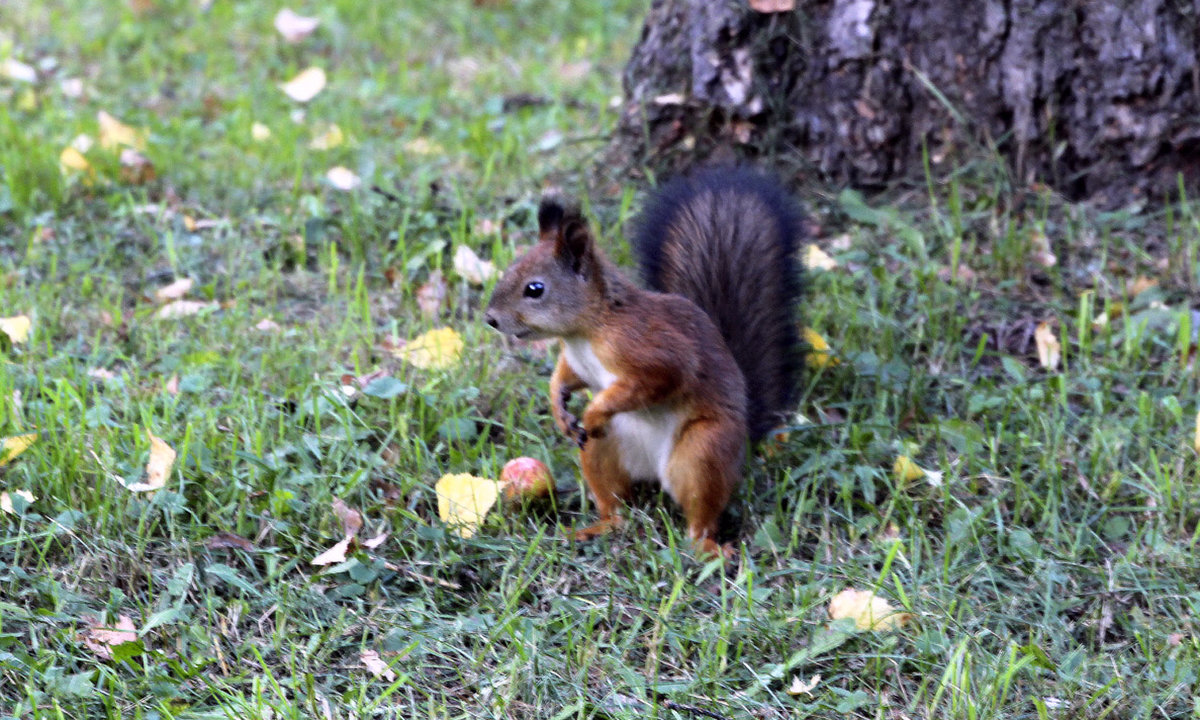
[[610, 0, 1200, 205]]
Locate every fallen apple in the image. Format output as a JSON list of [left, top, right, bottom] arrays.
[[500, 457, 554, 501]]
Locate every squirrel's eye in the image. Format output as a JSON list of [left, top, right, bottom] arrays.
[[523, 281, 545, 298]]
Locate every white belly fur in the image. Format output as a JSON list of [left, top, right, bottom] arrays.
[[561, 338, 682, 488]]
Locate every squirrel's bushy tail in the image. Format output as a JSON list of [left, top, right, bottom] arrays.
[[633, 168, 804, 441]]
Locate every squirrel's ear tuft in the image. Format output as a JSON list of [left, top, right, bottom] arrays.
[[538, 194, 567, 237]]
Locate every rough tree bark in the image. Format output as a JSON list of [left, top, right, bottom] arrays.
[[611, 0, 1200, 204]]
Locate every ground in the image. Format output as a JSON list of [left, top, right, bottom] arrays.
[[1, 1, 1199, 718]]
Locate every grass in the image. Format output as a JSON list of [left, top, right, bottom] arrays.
[[2, 1, 1200, 718]]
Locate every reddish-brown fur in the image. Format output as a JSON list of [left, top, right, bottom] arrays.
[[486, 173, 801, 559]]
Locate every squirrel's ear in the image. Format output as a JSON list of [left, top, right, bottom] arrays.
[[538, 194, 592, 274]]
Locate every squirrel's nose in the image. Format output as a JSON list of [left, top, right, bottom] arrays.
[[484, 312, 499, 329]]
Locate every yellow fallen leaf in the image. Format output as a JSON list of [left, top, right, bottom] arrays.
[[828, 588, 911, 631], [0, 315, 31, 344], [787, 673, 821, 697], [325, 166, 361, 191], [251, 122, 272, 142], [1, 490, 36, 514], [280, 66, 326, 102], [80, 614, 138, 660], [1034, 321, 1060, 370], [309, 122, 344, 150], [119, 431, 175, 493], [803, 327, 838, 369], [311, 537, 352, 566], [361, 649, 397, 681], [805, 243, 837, 271], [452, 245, 498, 285], [435, 473, 500, 538], [154, 277, 194, 302], [98, 110, 147, 151], [394, 327, 463, 370], [59, 146, 93, 180], [0, 434, 37, 467], [893, 455, 927, 482]]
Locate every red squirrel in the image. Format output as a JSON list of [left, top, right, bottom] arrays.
[[485, 168, 803, 558]]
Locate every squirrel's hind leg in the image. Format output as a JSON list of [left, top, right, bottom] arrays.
[[575, 433, 632, 540], [665, 419, 743, 560]]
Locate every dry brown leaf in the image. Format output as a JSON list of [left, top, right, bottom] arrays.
[[1126, 276, 1158, 297], [1034, 321, 1061, 370], [80, 614, 138, 660], [274, 8, 320, 43], [332, 497, 363, 538], [119, 148, 155, 184], [360, 649, 397, 681], [311, 537, 351, 566], [416, 271, 447, 318], [206, 531, 256, 551], [154, 278, 194, 302], [280, 66, 326, 102], [787, 674, 821, 696]]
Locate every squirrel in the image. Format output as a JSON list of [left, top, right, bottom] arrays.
[[484, 168, 803, 558]]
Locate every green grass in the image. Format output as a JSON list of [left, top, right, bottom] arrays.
[[3, 1, 1200, 718]]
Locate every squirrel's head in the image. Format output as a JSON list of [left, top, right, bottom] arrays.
[[484, 194, 604, 340]]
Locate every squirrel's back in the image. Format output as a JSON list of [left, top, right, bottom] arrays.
[[633, 168, 803, 441]]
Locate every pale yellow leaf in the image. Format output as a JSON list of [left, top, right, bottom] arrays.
[[98, 110, 147, 151], [154, 277, 194, 302], [803, 327, 838, 369], [308, 123, 344, 150], [251, 122, 272, 142], [280, 66, 326, 102], [325, 166, 361, 191], [1, 490, 36, 515], [0, 315, 31, 344], [805, 243, 837, 271], [120, 431, 175, 493], [892, 455, 927, 482], [274, 8, 320, 42], [0, 434, 37, 467], [402, 137, 444, 156], [311, 536, 351, 566], [59, 146, 92, 178], [452, 245, 498, 285], [1034, 321, 1060, 370], [828, 588, 912, 631], [394, 327, 463, 370], [80, 614, 139, 660], [787, 674, 821, 697], [435, 473, 500, 538], [360, 649, 397, 681], [155, 299, 218, 319]]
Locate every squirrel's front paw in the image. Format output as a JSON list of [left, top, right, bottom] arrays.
[[581, 411, 609, 441]]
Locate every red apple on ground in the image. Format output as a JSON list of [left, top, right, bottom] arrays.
[[500, 457, 553, 501]]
